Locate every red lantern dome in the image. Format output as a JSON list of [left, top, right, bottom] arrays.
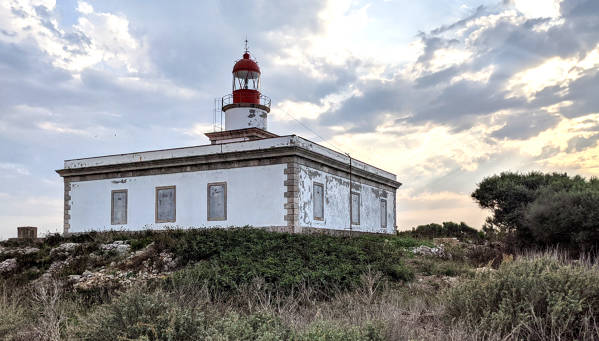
[[233, 52, 260, 74], [231, 51, 261, 104]]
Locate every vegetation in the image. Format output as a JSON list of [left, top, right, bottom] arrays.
[[2, 205, 599, 340], [400, 221, 483, 242], [472, 171, 599, 252], [445, 252, 599, 340]]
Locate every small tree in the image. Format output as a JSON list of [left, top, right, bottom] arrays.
[[472, 171, 599, 251]]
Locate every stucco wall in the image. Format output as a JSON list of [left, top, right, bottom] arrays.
[[68, 164, 286, 232], [225, 107, 268, 130], [297, 165, 395, 234]]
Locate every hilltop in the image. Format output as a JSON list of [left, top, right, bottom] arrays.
[[1, 228, 597, 340]]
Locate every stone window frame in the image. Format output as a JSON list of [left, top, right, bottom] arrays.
[[351, 191, 360, 225], [111, 189, 128, 225], [380, 199, 387, 228], [313, 182, 324, 221], [155, 185, 176, 223], [207, 182, 227, 221]]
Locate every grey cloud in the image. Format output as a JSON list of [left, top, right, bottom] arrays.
[[491, 112, 561, 140], [315, 0, 599, 136], [567, 134, 599, 152], [414, 66, 460, 88]]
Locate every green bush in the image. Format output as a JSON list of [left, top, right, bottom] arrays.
[[74, 288, 207, 340], [525, 189, 599, 251], [472, 171, 599, 251], [0, 283, 28, 340], [163, 228, 416, 296], [402, 221, 483, 242], [208, 312, 290, 340], [445, 253, 599, 340], [297, 321, 384, 341]]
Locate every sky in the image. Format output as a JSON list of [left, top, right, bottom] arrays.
[[0, 0, 598, 239]]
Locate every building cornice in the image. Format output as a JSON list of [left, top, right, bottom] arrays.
[[56, 136, 401, 188]]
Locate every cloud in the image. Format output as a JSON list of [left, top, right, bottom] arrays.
[[1, 0, 599, 238]]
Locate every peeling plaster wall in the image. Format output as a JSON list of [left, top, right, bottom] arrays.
[[68, 164, 286, 232], [225, 107, 268, 130], [297, 165, 395, 234]]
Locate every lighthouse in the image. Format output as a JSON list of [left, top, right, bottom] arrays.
[[224, 48, 270, 130], [57, 43, 401, 236], [205, 45, 277, 144]]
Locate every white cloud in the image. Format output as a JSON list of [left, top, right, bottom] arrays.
[[0, 163, 30, 176], [37, 121, 92, 136], [512, 0, 562, 19], [76, 1, 93, 15], [507, 44, 599, 100]]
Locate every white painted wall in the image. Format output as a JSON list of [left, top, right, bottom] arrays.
[[297, 165, 396, 234], [224, 107, 268, 130], [68, 164, 286, 232]]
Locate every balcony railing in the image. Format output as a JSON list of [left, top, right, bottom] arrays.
[[222, 93, 271, 109]]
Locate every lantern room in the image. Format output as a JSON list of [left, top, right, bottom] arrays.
[[232, 52, 261, 104]]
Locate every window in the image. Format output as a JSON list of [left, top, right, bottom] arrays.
[[351, 192, 360, 225], [207, 182, 227, 221], [111, 190, 127, 225], [380, 199, 387, 228], [313, 182, 324, 220], [156, 186, 176, 223]]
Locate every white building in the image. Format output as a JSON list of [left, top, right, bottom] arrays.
[[56, 48, 401, 235]]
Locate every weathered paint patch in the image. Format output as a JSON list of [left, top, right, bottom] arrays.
[[297, 165, 395, 234]]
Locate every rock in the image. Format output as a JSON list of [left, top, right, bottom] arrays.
[[48, 257, 72, 274], [412, 245, 446, 258], [68, 275, 81, 282], [0, 246, 40, 257], [475, 267, 495, 274], [0, 258, 17, 273], [101, 241, 131, 255], [50, 243, 79, 257]]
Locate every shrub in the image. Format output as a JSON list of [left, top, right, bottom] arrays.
[[297, 321, 384, 341], [0, 283, 28, 340], [74, 288, 207, 340], [445, 252, 599, 340], [525, 189, 599, 251], [164, 228, 416, 297], [403, 221, 483, 242], [208, 312, 290, 340]]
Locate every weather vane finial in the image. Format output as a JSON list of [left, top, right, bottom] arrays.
[[244, 36, 249, 53]]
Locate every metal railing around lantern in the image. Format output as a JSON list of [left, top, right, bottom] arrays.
[[221, 93, 271, 109]]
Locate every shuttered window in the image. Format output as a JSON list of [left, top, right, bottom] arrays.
[[156, 186, 176, 223], [380, 199, 387, 228], [208, 182, 227, 221], [313, 183, 324, 220], [351, 192, 360, 225], [111, 190, 127, 225]]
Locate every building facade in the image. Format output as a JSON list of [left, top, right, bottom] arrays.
[[56, 49, 401, 235]]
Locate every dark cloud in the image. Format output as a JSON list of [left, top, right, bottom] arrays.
[[315, 0, 599, 136], [491, 112, 561, 140], [567, 134, 599, 152]]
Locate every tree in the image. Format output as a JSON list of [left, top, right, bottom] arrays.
[[472, 171, 599, 250], [525, 189, 599, 250]]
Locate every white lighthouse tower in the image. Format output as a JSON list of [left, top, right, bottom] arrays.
[[205, 43, 276, 144]]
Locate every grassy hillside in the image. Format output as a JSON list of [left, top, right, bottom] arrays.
[[1, 228, 595, 340]]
